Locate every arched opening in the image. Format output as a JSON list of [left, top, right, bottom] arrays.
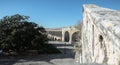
[[97, 35, 107, 63], [99, 35, 103, 48], [72, 32, 79, 42], [54, 38, 57, 41], [64, 31, 69, 42], [99, 35, 103, 42]]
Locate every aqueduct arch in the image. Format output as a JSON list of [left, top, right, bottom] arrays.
[[46, 26, 80, 43], [64, 31, 70, 42], [72, 32, 79, 42], [62, 26, 79, 43]]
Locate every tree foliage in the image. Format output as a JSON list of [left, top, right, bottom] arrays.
[[0, 14, 48, 54], [75, 20, 83, 40]]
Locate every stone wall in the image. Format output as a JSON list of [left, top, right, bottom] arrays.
[[76, 4, 120, 65]]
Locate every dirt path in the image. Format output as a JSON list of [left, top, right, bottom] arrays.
[[0, 41, 79, 65]]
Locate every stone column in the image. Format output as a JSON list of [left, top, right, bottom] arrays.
[[62, 30, 64, 42]]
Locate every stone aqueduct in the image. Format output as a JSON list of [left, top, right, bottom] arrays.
[[75, 4, 120, 65], [46, 26, 79, 43]]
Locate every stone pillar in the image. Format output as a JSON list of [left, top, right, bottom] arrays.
[[69, 32, 72, 44], [62, 30, 64, 42]]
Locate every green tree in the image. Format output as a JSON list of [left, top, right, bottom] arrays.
[[0, 14, 48, 54]]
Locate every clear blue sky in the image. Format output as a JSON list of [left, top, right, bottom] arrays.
[[0, 0, 120, 28]]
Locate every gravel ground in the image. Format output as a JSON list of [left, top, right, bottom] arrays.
[[0, 41, 80, 65]]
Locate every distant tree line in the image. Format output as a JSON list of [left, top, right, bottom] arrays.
[[75, 20, 83, 40], [0, 14, 49, 55]]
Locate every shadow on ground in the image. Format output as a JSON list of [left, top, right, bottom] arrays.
[[0, 42, 75, 65]]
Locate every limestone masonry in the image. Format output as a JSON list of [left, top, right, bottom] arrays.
[[76, 4, 120, 65]]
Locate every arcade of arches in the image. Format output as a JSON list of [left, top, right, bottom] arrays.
[[46, 26, 80, 43]]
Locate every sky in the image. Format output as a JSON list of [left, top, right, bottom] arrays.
[[0, 0, 120, 28]]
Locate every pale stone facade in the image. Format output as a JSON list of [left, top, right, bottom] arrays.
[[76, 4, 120, 65]]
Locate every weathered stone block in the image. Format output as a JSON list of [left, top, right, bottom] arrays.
[[76, 4, 120, 65]]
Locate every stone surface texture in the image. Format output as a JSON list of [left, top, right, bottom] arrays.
[[76, 4, 120, 65]]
